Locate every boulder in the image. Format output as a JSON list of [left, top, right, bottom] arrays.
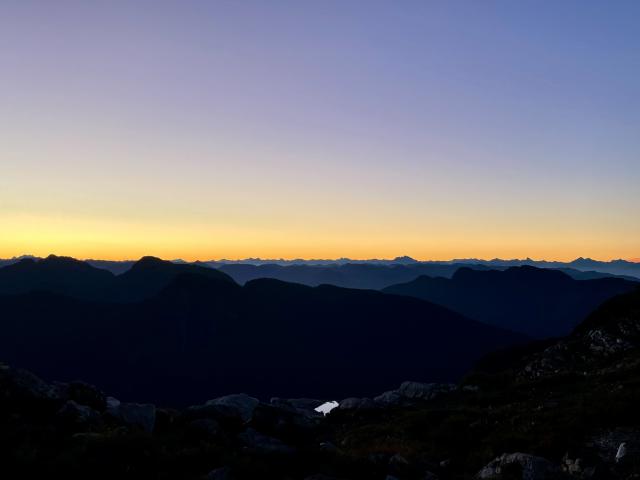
[[252, 402, 322, 436], [238, 427, 295, 454], [0, 367, 61, 403], [374, 390, 403, 406], [561, 454, 584, 475], [388, 453, 411, 476], [398, 381, 455, 400], [615, 442, 627, 463], [105, 397, 156, 433], [187, 418, 221, 440], [64, 381, 107, 411], [375, 382, 455, 406], [201, 393, 260, 423], [614, 440, 640, 468], [57, 400, 101, 426], [338, 397, 378, 410], [319, 441, 338, 453], [270, 397, 324, 413], [476, 453, 559, 480], [205, 466, 234, 480]]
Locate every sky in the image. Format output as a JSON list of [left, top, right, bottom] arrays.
[[1, 1, 639, 261]]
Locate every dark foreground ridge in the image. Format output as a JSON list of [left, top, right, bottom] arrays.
[[2, 285, 640, 479], [0, 257, 525, 404]]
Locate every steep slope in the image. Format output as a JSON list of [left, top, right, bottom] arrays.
[[519, 285, 640, 378], [383, 266, 637, 338], [0, 273, 525, 405]]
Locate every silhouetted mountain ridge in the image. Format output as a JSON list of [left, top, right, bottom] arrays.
[[384, 266, 637, 338], [0, 267, 525, 405], [0, 255, 235, 303]]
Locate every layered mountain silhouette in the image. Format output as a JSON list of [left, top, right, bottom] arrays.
[[0, 255, 234, 302], [214, 262, 493, 289], [383, 266, 637, 338], [0, 257, 526, 405], [3, 255, 638, 287]]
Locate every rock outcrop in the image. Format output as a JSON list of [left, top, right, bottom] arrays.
[[476, 453, 560, 480]]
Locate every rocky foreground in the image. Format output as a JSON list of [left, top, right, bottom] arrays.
[[1, 287, 640, 479]]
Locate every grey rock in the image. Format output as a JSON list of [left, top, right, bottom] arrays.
[[204, 393, 259, 423], [476, 453, 559, 480], [374, 390, 403, 405], [592, 429, 640, 463], [270, 397, 324, 413], [615, 442, 627, 463], [374, 382, 455, 406], [252, 402, 322, 433], [57, 400, 100, 425], [106, 397, 155, 433], [1, 367, 60, 401], [462, 385, 480, 392], [188, 418, 220, 439], [398, 381, 456, 400], [64, 381, 107, 411], [422, 471, 439, 480], [561, 454, 584, 475], [319, 441, 338, 453], [238, 427, 295, 454], [388, 453, 412, 476], [205, 466, 234, 480], [106, 396, 121, 412], [338, 397, 378, 410]]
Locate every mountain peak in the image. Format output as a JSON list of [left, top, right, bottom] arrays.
[[43, 254, 83, 264], [393, 256, 418, 264], [28, 255, 99, 272], [131, 256, 169, 270]]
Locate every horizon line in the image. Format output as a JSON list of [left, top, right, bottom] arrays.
[[3, 253, 639, 264]]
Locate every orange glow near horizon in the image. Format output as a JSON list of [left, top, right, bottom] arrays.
[[1, 3, 639, 267], [1, 213, 637, 263]]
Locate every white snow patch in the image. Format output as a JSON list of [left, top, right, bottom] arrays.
[[314, 400, 339, 416]]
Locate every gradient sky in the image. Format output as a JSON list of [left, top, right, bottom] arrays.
[[1, 1, 639, 261]]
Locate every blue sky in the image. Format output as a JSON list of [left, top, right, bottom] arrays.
[[1, 1, 638, 260]]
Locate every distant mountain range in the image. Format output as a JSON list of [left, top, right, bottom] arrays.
[[383, 266, 638, 338], [1, 255, 638, 287], [0, 256, 525, 405], [214, 262, 497, 290]]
